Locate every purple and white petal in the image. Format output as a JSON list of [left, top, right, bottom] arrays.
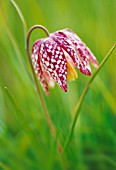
[[40, 38, 68, 92], [50, 31, 91, 75], [32, 40, 50, 95], [63, 29, 98, 68]]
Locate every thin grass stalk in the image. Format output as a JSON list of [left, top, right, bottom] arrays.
[[63, 43, 116, 154], [10, 0, 27, 47], [4, 87, 41, 158]]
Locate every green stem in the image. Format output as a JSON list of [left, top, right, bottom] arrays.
[[10, 0, 63, 154], [10, 0, 27, 48], [26, 25, 54, 138], [63, 43, 116, 154], [26, 25, 62, 154]]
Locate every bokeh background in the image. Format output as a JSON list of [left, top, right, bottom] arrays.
[[0, 0, 116, 170]]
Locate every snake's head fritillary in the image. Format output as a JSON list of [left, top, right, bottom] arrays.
[[32, 28, 98, 95]]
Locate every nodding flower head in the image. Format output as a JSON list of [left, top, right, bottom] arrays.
[[32, 27, 98, 95]]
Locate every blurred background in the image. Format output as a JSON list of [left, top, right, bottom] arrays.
[[0, 0, 116, 169]]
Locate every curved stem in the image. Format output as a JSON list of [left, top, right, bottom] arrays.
[[63, 43, 116, 154], [26, 25, 62, 154], [10, 0, 62, 154], [27, 25, 49, 41]]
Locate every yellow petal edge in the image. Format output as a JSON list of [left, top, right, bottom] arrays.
[[67, 60, 78, 81]]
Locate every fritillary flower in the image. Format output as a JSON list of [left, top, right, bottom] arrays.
[[32, 27, 98, 95]]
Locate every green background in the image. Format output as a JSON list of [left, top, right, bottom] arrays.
[[0, 0, 116, 169]]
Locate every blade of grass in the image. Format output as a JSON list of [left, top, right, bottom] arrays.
[[4, 87, 52, 166], [0, 6, 31, 84], [63, 43, 116, 154], [10, 0, 27, 48], [0, 161, 10, 170], [4, 87, 41, 153]]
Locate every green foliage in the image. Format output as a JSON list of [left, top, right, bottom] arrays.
[[0, 0, 116, 170]]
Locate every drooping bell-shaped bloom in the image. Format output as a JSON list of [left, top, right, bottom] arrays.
[[32, 28, 98, 95]]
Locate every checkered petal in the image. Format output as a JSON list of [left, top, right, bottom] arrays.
[[50, 31, 91, 75], [32, 39, 50, 95], [39, 38, 68, 92], [63, 29, 98, 68]]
